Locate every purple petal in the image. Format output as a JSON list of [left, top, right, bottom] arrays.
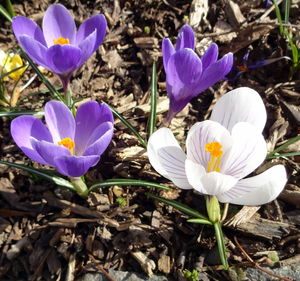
[[201, 43, 218, 71], [83, 122, 114, 156], [10, 116, 52, 165], [54, 155, 100, 177], [18, 35, 49, 69], [166, 49, 202, 119], [46, 44, 81, 75], [12, 16, 46, 46], [195, 53, 233, 94], [175, 25, 195, 51], [248, 56, 291, 69], [42, 4, 76, 47], [74, 102, 113, 155], [31, 139, 70, 167], [162, 38, 175, 71], [45, 101, 75, 144], [76, 14, 107, 51], [77, 30, 98, 67]]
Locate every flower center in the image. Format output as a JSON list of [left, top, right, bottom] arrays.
[[53, 37, 70, 45], [236, 65, 248, 72], [58, 138, 75, 155], [205, 141, 223, 172]]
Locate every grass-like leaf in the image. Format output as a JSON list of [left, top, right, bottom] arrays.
[[268, 151, 300, 159], [148, 61, 157, 137], [88, 179, 171, 193], [0, 160, 75, 191], [104, 102, 147, 148], [146, 192, 209, 220], [22, 51, 64, 102], [214, 222, 229, 270], [5, 0, 15, 18], [0, 111, 44, 117], [187, 218, 213, 226], [267, 135, 300, 158], [0, 4, 12, 22]]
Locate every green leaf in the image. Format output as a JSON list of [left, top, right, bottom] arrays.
[[273, 0, 284, 36], [0, 111, 44, 117], [88, 179, 171, 193], [284, 0, 290, 24], [104, 102, 147, 148], [0, 4, 12, 22], [148, 61, 157, 137], [267, 151, 300, 159], [0, 160, 75, 191], [214, 222, 229, 270], [146, 192, 209, 220], [5, 0, 15, 17], [187, 218, 213, 226], [267, 135, 300, 158]]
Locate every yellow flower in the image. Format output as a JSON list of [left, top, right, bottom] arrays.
[[0, 50, 25, 80]]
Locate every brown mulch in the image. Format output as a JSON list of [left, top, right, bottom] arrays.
[[0, 0, 299, 280]]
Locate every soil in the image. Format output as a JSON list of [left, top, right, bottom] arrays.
[[0, 0, 299, 280]]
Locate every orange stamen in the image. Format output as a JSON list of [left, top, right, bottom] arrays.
[[58, 138, 75, 155], [205, 142, 223, 172], [53, 37, 70, 45]]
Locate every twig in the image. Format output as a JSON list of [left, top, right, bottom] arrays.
[[221, 203, 229, 223], [234, 236, 292, 281], [88, 254, 116, 281]]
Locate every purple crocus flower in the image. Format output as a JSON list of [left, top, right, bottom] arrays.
[[162, 25, 233, 122], [228, 50, 291, 81], [12, 4, 107, 91], [11, 101, 114, 177]]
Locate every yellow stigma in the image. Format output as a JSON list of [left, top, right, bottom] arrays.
[[58, 138, 75, 155], [205, 142, 223, 172], [53, 37, 70, 45]]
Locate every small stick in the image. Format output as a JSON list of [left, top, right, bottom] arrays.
[[88, 254, 116, 281], [234, 236, 292, 281]]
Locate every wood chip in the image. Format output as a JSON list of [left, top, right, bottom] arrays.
[[131, 251, 156, 277], [158, 255, 171, 274]]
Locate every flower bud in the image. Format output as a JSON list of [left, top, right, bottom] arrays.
[[206, 196, 221, 223]]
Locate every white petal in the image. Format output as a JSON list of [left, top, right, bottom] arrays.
[[218, 165, 287, 205], [222, 122, 267, 179], [200, 172, 238, 195], [185, 159, 207, 194], [186, 120, 232, 168], [147, 128, 192, 189], [210, 87, 267, 133]]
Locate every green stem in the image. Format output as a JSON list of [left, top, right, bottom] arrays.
[[70, 177, 89, 198]]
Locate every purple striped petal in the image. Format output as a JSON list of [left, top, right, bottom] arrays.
[[201, 43, 218, 71], [76, 14, 107, 52], [195, 53, 233, 95], [10, 116, 52, 165], [77, 30, 98, 67], [12, 16, 46, 46], [54, 155, 100, 177], [31, 139, 70, 167], [42, 4, 76, 47], [147, 128, 192, 189], [83, 122, 114, 156], [175, 25, 195, 51], [162, 38, 175, 71], [18, 35, 49, 69], [218, 165, 287, 205], [46, 44, 81, 76], [166, 49, 202, 119], [75, 102, 113, 155], [222, 122, 267, 179], [45, 101, 75, 144]]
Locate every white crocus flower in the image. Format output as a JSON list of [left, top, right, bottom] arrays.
[[148, 87, 287, 205]]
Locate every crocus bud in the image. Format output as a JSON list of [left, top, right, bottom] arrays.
[[206, 196, 221, 223]]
